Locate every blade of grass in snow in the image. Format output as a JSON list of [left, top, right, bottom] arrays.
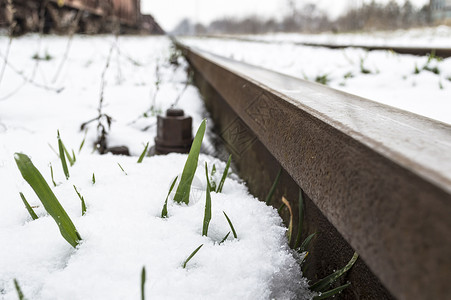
[[92, 173, 96, 184], [14, 153, 81, 247], [294, 189, 304, 249], [117, 163, 127, 175], [219, 232, 230, 244], [19, 192, 38, 220], [277, 203, 285, 214], [299, 233, 316, 253], [223, 211, 237, 239], [210, 164, 217, 192], [137, 142, 149, 163], [79, 128, 88, 153], [202, 163, 212, 236], [61, 137, 75, 166], [49, 163, 57, 187], [73, 185, 87, 216], [174, 120, 206, 204], [313, 283, 351, 300], [48, 143, 59, 158], [14, 279, 25, 300], [183, 244, 203, 269], [281, 196, 293, 244], [161, 176, 178, 218], [216, 154, 231, 193], [57, 130, 70, 179], [141, 266, 146, 300], [310, 252, 359, 292], [265, 167, 282, 205]]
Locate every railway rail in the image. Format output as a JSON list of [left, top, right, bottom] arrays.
[[175, 40, 451, 300], [199, 35, 451, 58]]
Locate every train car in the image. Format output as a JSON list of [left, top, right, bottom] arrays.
[[0, 0, 163, 34]]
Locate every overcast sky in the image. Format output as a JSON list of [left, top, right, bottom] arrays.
[[142, 0, 429, 31]]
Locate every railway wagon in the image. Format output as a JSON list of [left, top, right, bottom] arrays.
[[0, 0, 156, 34], [52, 0, 140, 26]]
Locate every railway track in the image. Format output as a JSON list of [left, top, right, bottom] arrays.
[[198, 35, 451, 58], [175, 40, 451, 300]]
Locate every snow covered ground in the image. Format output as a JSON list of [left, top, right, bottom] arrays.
[[0, 35, 310, 299], [243, 26, 451, 48], [181, 27, 451, 125]]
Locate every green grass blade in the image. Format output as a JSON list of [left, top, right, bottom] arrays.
[[174, 120, 206, 204], [265, 167, 282, 205], [14, 153, 81, 248], [310, 252, 359, 293], [183, 244, 203, 268], [313, 283, 351, 300], [137, 142, 149, 163], [73, 185, 87, 216], [294, 189, 304, 249], [219, 232, 230, 244], [202, 163, 212, 236], [117, 163, 127, 175], [49, 163, 57, 187], [223, 211, 237, 239], [14, 279, 25, 300], [92, 173, 96, 184], [299, 233, 316, 253], [62, 139, 75, 167], [277, 203, 285, 214], [141, 266, 146, 300], [19, 192, 39, 220], [71, 149, 76, 164], [57, 131, 70, 179], [161, 176, 178, 218], [216, 154, 231, 193], [79, 128, 88, 153]]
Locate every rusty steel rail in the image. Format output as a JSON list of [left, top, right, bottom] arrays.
[[176, 41, 451, 300], [199, 35, 451, 58]]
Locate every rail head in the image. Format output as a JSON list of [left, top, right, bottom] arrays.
[[177, 40, 451, 300]]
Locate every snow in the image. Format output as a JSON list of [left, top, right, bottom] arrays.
[[0, 35, 311, 299], [242, 26, 451, 48], [181, 27, 451, 125]]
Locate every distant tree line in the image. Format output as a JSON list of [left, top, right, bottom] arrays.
[[173, 0, 433, 35]]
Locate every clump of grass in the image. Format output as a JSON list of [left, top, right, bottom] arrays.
[[32, 50, 53, 61], [15, 153, 81, 247], [161, 176, 178, 218], [183, 244, 203, 269], [315, 74, 330, 85], [216, 154, 232, 193], [73, 185, 87, 216], [360, 57, 372, 74], [19, 192, 38, 220], [137, 142, 149, 163], [173, 120, 206, 204], [414, 51, 442, 75], [141, 266, 146, 300], [223, 211, 237, 239], [117, 163, 127, 175], [310, 252, 359, 298], [265, 167, 282, 205], [202, 163, 212, 236]]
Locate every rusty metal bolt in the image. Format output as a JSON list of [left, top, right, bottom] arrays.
[[154, 108, 193, 154]]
